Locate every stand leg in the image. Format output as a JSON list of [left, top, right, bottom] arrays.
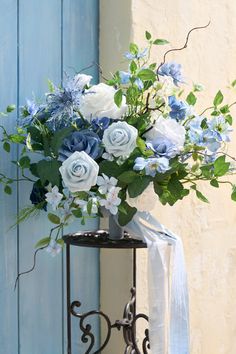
[[66, 244, 72, 354]]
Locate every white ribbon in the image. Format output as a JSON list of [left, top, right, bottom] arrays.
[[126, 211, 190, 354]]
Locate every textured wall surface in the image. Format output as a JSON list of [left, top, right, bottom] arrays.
[[100, 1, 236, 353]]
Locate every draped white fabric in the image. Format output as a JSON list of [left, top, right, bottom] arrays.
[[126, 211, 190, 354]]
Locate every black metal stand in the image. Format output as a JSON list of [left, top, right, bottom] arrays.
[[63, 231, 150, 354]]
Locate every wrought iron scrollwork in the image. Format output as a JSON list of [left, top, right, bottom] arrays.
[[70, 301, 112, 353], [70, 288, 150, 354]]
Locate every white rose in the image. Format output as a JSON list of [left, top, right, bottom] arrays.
[[73, 74, 92, 89], [79, 83, 127, 122], [102, 121, 138, 158], [126, 182, 158, 212], [144, 115, 186, 153], [59, 151, 99, 192]]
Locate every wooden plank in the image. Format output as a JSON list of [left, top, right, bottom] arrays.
[[62, 1, 100, 352], [0, 1, 18, 353], [17, 1, 64, 353]]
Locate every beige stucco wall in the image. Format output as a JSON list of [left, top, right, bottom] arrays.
[[100, 1, 236, 353]]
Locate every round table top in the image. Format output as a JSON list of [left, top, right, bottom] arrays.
[[62, 230, 147, 249]]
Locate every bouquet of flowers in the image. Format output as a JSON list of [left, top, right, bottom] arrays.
[[1, 29, 236, 257]]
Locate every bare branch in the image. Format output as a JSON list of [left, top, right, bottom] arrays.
[[157, 21, 211, 73]]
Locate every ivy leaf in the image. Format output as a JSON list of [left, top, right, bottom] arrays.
[[191, 185, 209, 203], [130, 60, 137, 74], [19, 156, 30, 169], [36, 159, 61, 186], [48, 213, 60, 225], [35, 237, 50, 248], [114, 89, 123, 108], [4, 185, 12, 195], [6, 104, 16, 113], [153, 39, 169, 45], [210, 179, 219, 188], [225, 114, 233, 125], [213, 155, 230, 177], [167, 174, 184, 200], [196, 190, 209, 203], [231, 185, 236, 201], [3, 141, 10, 153], [118, 201, 137, 226], [129, 43, 139, 55], [186, 92, 197, 106], [118, 171, 137, 184], [72, 209, 83, 218], [138, 69, 156, 82], [128, 176, 152, 198], [145, 31, 152, 40], [213, 90, 223, 107]]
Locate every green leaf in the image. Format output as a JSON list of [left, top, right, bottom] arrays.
[[136, 137, 146, 153], [114, 89, 123, 108], [4, 185, 12, 195], [231, 79, 236, 88], [47, 79, 55, 93], [210, 179, 219, 188], [145, 31, 152, 40], [87, 199, 93, 215], [19, 156, 30, 169], [214, 155, 230, 177], [129, 42, 139, 55], [186, 92, 197, 106], [48, 213, 60, 225], [99, 160, 125, 178], [50, 127, 74, 156], [138, 69, 156, 82], [225, 114, 233, 125], [36, 159, 61, 186], [213, 90, 223, 107], [231, 185, 236, 201], [220, 104, 229, 114], [118, 171, 137, 184], [130, 60, 137, 74], [35, 237, 50, 248], [72, 209, 83, 218], [57, 239, 64, 247], [128, 176, 152, 198], [200, 165, 213, 179], [9, 134, 25, 144], [196, 190, 209, 203], [167, 174, 184, 199], [6, 104, 15, 113], [118, 201, 137, 226], [3, 141, 10, 153], [153, 39, 169, 45]]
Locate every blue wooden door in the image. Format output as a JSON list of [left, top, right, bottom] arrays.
[[0, 1, 100, 353]]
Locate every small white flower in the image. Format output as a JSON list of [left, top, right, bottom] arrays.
[[46, 239, 62, 257], [99, 186, 121, 215], [97, 174, 118, 194], [74, 196, 99, 214], [45, 186, 63, 211]]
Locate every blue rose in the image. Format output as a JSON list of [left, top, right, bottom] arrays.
[[59, 129, 103, 161]]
